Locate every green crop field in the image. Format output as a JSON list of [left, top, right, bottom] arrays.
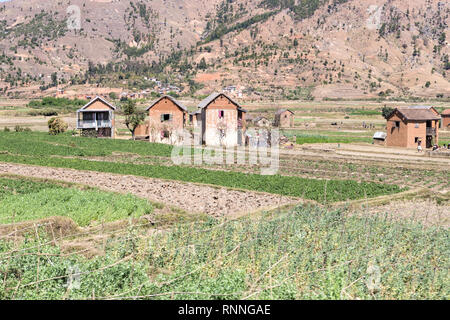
[[0, 205, 447, 300], [0, 131, 173, 158], [0, 153, 404, 203], [0, 131, 405, 203], [295, 134, 372, 145], [0, 177, 153, 226]]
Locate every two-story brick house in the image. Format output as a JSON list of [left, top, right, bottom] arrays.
[[76, 96, 116, 138], [146, 95, 188, 144], [386, 106, 441, 149], [197, 93, 247, 147]]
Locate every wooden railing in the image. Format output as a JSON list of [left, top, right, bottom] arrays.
[[77, 120, 112, 129], [426, 128, 436, 136]]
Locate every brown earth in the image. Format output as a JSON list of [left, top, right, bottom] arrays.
[[0, 163, 298, 218], [360, 199, 450, 228], [1, 0, 449, 99]]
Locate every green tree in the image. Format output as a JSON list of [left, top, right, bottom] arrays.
[[381, 106, 394, 120], [123, 100, 145, 140], [198, 57, 207, 70], [51, 72, 58, 87]]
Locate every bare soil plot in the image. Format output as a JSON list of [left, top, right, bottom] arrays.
[[0, 163, 297, 218], [360, 199, 450, 228]]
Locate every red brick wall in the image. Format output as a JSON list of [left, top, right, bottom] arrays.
[[386, 114, 408, 148], [279, 111, 294, 127], [443, 115, 450, 129], [148, 97, 186, 128], [386, 113, 440, 148]]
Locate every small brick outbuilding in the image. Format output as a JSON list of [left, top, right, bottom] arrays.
[[274, 109, 294, 127], [441, 109, 450, 129]]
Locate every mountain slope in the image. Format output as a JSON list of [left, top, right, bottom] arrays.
[[0, 0, 448, 99]]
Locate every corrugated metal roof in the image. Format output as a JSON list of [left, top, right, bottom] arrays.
[[373, 132, 387, 140], [198, 92, 222, 109], [146, 95, 187, 112]]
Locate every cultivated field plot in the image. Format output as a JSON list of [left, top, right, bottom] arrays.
[[0, 132, 405, 204], [0, 176, 153, 226], [0, 164, 296, 218], [0, 206, 448, 300], [0, 100, 449, 300]]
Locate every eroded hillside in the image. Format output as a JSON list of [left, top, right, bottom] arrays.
[[0, 0, 448, 99]]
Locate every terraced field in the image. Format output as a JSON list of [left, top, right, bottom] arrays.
[[0, 132, 405, 204]]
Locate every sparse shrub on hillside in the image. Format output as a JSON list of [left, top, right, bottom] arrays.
[[3, 127, 10, 132], [109, 92, 118, 100], [48, 117, 68, 135]]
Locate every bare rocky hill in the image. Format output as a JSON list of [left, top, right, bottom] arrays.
[[0, 0, 448, 99]]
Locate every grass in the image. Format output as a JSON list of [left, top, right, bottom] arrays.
[[295, 134, 372, 145], [0, 205, 447, 300], [0, 131, 173, 157], [0, 177, 153, 226]]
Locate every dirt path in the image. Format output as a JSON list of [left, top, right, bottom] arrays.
[[0, 163, 297, 218]]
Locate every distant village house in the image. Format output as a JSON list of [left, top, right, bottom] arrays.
[[442, 109, 450, 129], [274, 109, 295, 127]]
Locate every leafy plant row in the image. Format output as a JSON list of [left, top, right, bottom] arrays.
[[0, 153, 404, 203], [0, 177, 153, 226]]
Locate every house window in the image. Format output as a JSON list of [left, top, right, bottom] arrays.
[[161, 114, 172, 122], [83, 113, 94, 121], [218, 110, 225, 119], [415, 137, 419, 143], [394, 121, 400, 128], [415, 123, 419, 128]]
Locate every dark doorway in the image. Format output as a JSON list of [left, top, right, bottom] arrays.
[[426, 135, 433, 148]]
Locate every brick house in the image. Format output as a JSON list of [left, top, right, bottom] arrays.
[[252, 116, 271, 128], [197, 93, 247, 147], [442, 109, 450, 129], [146, 95, 188, 144], [386, 106, 441, 149], [76, 96, 116, 138], [274, 109, 294, 127]]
